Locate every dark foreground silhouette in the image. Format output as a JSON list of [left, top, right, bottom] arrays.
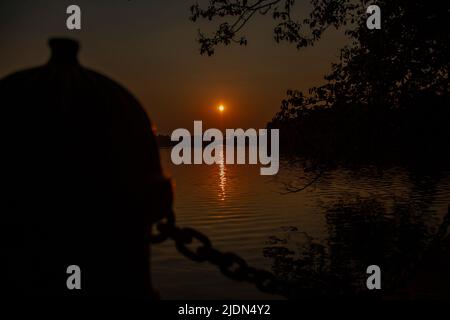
[[1, 38, 170, 297]]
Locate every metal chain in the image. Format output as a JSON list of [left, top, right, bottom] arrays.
[[150, 191, 450, 298], [150, 209, 293, 298]]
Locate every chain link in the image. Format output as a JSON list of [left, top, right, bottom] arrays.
[[150, 204, 450, 298], [150, 210, 292, 297]]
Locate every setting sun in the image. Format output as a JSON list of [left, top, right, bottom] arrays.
[[218, 105, 225, 112]]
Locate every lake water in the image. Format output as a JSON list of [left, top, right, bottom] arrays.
[[152, 148, 450, 299]]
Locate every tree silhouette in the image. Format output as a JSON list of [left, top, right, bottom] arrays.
[[190, 0, 360, 56], [191, 1, 450, 159]]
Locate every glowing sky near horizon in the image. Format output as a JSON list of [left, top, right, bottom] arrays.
[[0, 0, 348, 134]]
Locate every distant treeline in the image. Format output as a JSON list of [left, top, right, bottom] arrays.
[[156, 133, 267, 148], [155, 134, 177, 148], [264, 1, 449, 165], [268, 93, 450, 164]]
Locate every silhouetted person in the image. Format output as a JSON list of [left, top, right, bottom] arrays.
[[1, 38, 170, 297]]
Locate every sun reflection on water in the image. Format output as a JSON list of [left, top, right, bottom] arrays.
[[217, 148, 227, 201]]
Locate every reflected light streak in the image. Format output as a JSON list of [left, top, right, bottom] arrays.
[[218, 148, 227, 201]]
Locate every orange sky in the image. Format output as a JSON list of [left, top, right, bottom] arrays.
[[0, 0, 349, 134]]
